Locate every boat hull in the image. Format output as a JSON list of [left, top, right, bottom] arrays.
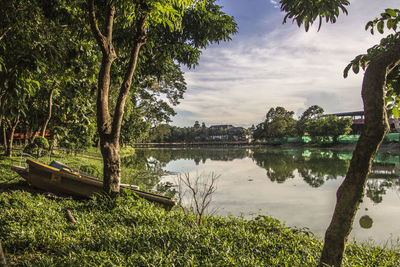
[[11, 159, 175, 208]]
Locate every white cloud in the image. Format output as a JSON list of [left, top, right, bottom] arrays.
[[171, 0, 399, 127], [269, 0, 279, 9]]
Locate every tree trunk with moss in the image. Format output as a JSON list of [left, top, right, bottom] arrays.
[[319, 41, 400, 267]]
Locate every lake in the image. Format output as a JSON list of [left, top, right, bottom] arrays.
[[128, 147, 400, 245]]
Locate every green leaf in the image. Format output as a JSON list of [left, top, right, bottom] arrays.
[[387, 19, 394, 30], [343, 63, 352, 78], [352, 63, 359, 74], [365, 21, 373, 31], [386, 9, 397, 17], [377, 20, 384, 34], [393, 107, 400, 118]]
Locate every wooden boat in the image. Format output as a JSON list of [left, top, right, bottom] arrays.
[[11, 159, 175, 209]]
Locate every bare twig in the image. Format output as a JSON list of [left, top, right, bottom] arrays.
[[176, 172, 220, 225], [0, 27, 11, 41]]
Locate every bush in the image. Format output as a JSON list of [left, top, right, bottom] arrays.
[[23, 136, 50, 157]]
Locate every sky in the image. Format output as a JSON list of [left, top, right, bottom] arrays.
[[170, 0, 399, 128]]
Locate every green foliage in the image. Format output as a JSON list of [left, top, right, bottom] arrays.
[[280, 0, 349, 31], [0, 190, 398, 266], [111, 0, 237, 135], [57, 118, 97, 150], [146, 123, 248, 143], [307, 115, 353, 143], [266, 107, 296, 138], [254, 107, 296, 140], [23, 136, 50, 157], [365, 8, 400, 35], [296, 105, 324, 136], [342, 9, 400, 118], [253, 105, 357, 142]]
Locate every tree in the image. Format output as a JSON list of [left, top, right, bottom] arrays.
[[87, 0, 237, 194], [264, 106, 296, 138], [0, 0, 43, 156], [296, 105, 324, 136], [324, 115, 353, 143], [279, 1, 400, 266], [252, 123, 266, 141], [0, 0, 99, 156], [148, 124, 172, 142], [307, 115, 352, 143]]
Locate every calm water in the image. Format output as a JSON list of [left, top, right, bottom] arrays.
[[130, 147, 400, 244]]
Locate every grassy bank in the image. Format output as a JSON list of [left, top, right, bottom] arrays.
[[1, 154, 399, 266]]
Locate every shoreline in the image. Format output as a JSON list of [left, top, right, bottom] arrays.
[[132, 142, 400, 154]]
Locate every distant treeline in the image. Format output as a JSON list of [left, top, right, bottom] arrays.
[[146, 122, 250, 143], [253, 105, 353, 143]]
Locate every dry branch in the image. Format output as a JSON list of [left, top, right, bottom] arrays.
[[66, 209, 77, 224]]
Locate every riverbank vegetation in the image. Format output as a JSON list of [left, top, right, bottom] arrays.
[[1, 150, 400, 266], [1, 155, 399, 266]]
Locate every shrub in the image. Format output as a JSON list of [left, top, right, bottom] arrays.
[[23, 136, 50, 157]]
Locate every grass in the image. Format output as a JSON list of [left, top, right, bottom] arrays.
[[0, 151, 399, 266]]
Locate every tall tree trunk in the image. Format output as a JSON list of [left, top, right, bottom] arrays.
[[0, 92, 5, 126], [41, 88, 54, 137], [2, 123, 6, 151], [0, 93, 7, 149], [100, 137, 121, 193], [5, 113, 20, 157], [88, 0, 147, 194], [319, 41, 400, 267]]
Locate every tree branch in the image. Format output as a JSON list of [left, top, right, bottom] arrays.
[[0, 27, 11, 41], [87, 0, 105, 49], [111, 15, 147, 139], [89, 0, 117, 137], [41, 88, 54, 137], [105, 5, 115, 42], [66, 209, 77, 224]]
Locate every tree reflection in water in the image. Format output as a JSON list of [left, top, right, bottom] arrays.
[[252, 149, 349, 186], [120, 148, 250, 193], [122, 147, 400, 204], [252, 149, 399, 204]]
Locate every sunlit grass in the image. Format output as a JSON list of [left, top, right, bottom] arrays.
[[0, 191, 399, 266]]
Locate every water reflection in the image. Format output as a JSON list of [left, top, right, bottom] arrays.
[[253, 149, 399, 204], [130, 147, 400, 243], [252, 150, 296, 183], [252, 149, 350, 186], [126, 147, 400, 204]]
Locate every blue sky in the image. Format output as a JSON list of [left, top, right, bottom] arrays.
[[171, 0, 399, 127]]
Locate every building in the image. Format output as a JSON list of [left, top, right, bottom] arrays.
[[209, 125, 247, 141], [328, 111, 400, 134]]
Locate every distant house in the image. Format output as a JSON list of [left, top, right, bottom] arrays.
[[209, 125, 234, 130], [209, 125, 247, 141]]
